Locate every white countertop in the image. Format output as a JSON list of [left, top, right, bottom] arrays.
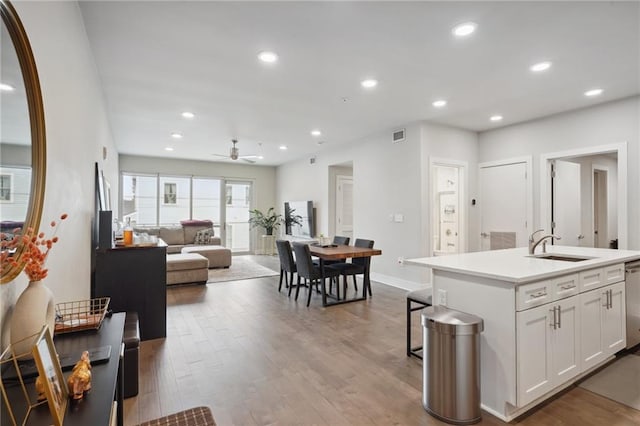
[[406, 246, 640, 284]]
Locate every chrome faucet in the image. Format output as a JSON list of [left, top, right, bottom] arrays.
[[528, 229, 562, 255]]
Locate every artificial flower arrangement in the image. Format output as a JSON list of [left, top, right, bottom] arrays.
[[0, 213, 68, 281]]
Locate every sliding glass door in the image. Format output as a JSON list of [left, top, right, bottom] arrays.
[[224, 181, 252, 253], [121, 173, 253, 253]]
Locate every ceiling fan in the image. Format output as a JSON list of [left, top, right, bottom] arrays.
[[212, 139, 262, 164]]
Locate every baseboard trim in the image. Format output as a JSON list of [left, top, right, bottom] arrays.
[[369, 272, 429, 291]]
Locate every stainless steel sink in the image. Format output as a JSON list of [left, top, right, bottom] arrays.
[[528, 254, 594, 262]]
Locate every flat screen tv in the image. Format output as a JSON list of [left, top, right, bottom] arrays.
[[284, 201, 315, 238]]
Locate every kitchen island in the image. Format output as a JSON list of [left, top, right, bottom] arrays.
[[406, 246, 640, 422]]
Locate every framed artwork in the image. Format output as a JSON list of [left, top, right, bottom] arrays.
[[95, 162, 105, 211], [32, 326, 67, 426]]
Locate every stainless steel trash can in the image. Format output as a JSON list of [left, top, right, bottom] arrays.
[[421, 306, 484, 425]]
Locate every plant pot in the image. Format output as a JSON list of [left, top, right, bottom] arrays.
[[10, 280, 56, 356]]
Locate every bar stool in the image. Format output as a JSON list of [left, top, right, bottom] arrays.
[[406, 288, 432, 359]]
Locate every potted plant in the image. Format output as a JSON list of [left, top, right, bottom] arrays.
[[248, 207, 283, 236]]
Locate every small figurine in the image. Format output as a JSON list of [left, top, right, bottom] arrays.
[[35, 374, 46, 401], [67, 350, 92, 400]]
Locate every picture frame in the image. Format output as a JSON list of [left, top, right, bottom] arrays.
[[32, 326, 68, 426]]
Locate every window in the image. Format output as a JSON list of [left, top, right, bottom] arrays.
[[159, 176, 190, 224], [0, 174, 12, 202], [163, 182, 177, 205], [122, 174, 158, 226]]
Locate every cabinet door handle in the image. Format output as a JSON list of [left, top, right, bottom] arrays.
[[530, 291, 547, 299], [608, 289, 613, 309], [557, 306, 561, 329], [549, 307, 557, 329], [560, 284, 575, 291], [603, 290, 609, 308]]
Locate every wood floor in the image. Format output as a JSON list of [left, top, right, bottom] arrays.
[[124, 256, 640, 426]]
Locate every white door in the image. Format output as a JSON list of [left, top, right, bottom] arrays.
[[552, 160, 582, 246], [602, 282, 626, 355], [516, 304, 554, 406], [551, 297, 581, 383], [579, 288, 606, 370], [479, 162, 528, 251], [336, 175, 353, 238]]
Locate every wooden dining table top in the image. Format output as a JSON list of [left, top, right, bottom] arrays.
[[309, 244, 382, 260]]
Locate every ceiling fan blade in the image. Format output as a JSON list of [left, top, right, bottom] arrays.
[[241, 158, 256, 164], [239, 155, 261, 159], [211, 154, 230, 158]]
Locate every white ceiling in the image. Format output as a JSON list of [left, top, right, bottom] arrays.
[[78, 1, 640, 166]]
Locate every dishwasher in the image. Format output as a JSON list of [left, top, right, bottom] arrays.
[[626, 260, 640, 349]]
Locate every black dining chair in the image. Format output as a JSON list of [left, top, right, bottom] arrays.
[[275, 240, 300, 295], [292, 242, 340, 306], [313, 235, 350, 267], [326, 238, 374, 298]]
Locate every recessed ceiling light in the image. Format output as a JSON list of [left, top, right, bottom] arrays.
[[452, 22, 477, 37], [432, 99, 447, 108], [490, 115, 503, 122], [279, 145, 288, 150], [530, 61, 552, 72], [181, 111, 195, 119], [584, 88, 603, 97], [165, 147, 174, 151], [0, 83, 15, 92], [361, 79, 378, 89], [311, 129, 322, 137], [258, 51, 278, 63], [171, 132, 183, 139]]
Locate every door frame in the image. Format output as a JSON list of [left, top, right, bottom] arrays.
[[592, 165, 609, 248], [540, 143, 627, 249], [335, 174, 353, 238], [478, 156, 533, 249], [429, 157, 468, 256], [222, 179, 255, 254]]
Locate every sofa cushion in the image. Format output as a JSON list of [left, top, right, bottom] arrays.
[[159, 227, 185, 245], [184, 224, 214, 244], [194, 228, 214, 245], [166, 253, 209, 271], [180, 219, 213, 227]]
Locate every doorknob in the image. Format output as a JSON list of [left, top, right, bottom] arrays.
[[481, 232, 489, 238], [577, 234, 585, 240]]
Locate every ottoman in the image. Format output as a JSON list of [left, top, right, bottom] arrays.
[[166, 253, 209, 285], [181, 245, 232, 268]]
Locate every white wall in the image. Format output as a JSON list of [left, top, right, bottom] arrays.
[[277, 122, 478, 289], [1, 1, 119, 348], [479, 96, 639, 250]]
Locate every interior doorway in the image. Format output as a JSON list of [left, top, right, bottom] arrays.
[[430, 158, 468, 255], [328, 162, 353, 238], [541, 143, 626, 249]]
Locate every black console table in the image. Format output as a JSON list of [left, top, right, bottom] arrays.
[[92, 243, 167, 340], [1, 313, 125, 426]]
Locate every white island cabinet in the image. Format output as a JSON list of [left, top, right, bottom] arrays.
[[406, 246, 640, 422]]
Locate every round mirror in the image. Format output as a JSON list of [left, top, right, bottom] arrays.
[[0, 0, 46, 284]]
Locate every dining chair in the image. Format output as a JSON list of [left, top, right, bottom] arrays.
[[292, 242, 340, 306], [275, 240, 300, 294], [313, 235, 350, 267], [326, 238, 375, 298]]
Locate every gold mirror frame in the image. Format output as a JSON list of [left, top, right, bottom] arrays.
[[0, 0, 46, 284]]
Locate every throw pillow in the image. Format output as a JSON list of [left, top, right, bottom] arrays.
[[194, 228, 214, 245]]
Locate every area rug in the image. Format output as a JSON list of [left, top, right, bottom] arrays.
[[207, 256, 278, 283], [578, 354, 640, 410]]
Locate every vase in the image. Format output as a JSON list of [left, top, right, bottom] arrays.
[[10, 280, 56, 356]]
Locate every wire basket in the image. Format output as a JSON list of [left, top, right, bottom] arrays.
[[54, 297, 110, 335]]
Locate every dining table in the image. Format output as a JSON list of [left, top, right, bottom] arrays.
[[308, 244, 382, 307]]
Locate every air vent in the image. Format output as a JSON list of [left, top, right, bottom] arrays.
[[392, 128, 405, 143], [309, 157, 316, 165]]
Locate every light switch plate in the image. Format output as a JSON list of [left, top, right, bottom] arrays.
[[394, 213, 404, 223], [437, 289, 447, 306]]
